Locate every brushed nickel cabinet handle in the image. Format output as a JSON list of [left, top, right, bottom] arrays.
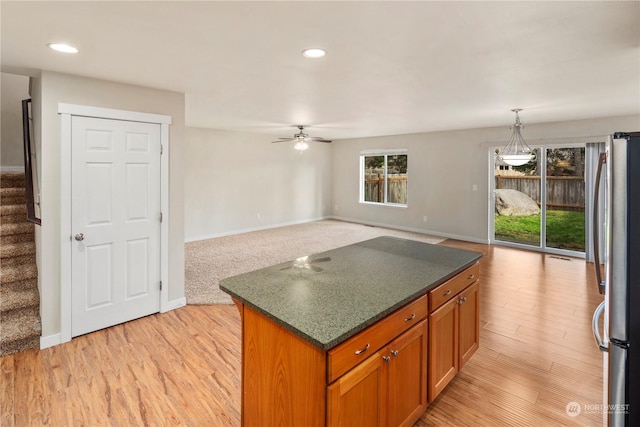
[[467, 274, 475, 280], [404, 313, 416, 322], [354, 343, 370, 355], [382, 355, 391, 362], [443, 290, 451, 297], [391, 350, 399, 357]]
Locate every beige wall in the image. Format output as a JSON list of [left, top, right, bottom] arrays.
[[12, 67, 640, 342], [36, 71, 185, 338], [184, 127, 332, 241], [330, 115, 640, 242], [1, 72, 30, 168]]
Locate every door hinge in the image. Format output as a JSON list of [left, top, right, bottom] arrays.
[[160, 280, 163, 291], [160, 144, 164, 155], [159, 212, 163, 222]]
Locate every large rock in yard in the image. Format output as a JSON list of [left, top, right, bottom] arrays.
[[495, 189, 540, 216]]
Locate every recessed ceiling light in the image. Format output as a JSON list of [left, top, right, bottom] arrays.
[[48, 43, 79, 54], [302, 48, 326, 59]]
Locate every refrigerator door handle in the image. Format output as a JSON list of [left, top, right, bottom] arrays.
[[592, 301, 608, 352], [592, 152, 607, 295]]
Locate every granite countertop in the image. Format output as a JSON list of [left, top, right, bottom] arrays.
[[220, 236, 482, 351]]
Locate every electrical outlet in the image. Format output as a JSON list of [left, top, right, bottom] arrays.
[[472, 184, 478, 192], [422, 215, 428, 222]]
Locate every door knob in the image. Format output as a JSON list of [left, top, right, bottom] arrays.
[[75, 233, 85, 241]]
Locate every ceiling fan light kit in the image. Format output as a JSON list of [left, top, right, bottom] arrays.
[[294, 141, 309, 151], [270, 125, 332, 152]]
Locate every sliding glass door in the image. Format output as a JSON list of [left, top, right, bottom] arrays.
[[544, 147, 586, 252], [492, 144, 586, 256], [494, 148, 541, 247]]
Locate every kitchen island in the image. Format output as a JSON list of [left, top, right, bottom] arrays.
[[221, 236, 482, 427]]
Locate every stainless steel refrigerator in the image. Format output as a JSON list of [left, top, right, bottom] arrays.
[[592, 131, 640, 426]]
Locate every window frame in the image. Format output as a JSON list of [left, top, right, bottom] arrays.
[[359, 149, 408, 207]]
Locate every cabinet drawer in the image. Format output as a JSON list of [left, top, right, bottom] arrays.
[[429, 263, 479, 312], [327, 294, 428, 383]]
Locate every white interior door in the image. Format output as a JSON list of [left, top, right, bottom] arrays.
[[71, 116, 161, 337]]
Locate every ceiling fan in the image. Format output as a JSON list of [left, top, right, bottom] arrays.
[[270, 125, 332, 151]]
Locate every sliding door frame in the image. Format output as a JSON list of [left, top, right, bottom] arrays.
[[490, 142, 587, 259]]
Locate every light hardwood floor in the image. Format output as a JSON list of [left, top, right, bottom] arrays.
[[1, 240, 605, 426]]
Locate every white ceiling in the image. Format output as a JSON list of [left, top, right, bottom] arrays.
[[2, 1, 639, 140]]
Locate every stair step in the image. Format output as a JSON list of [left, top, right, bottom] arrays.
[[0, 263, 38, 284], [1, 196, 27, 206], [1, 232, 34, 245], [0, 307, 41, 357], [0, 214, 27, 224], [1, 254, 36, 268], [0, 335, 40, 357], [0, 172, 26, 189], [1, 204, 27, 216], [0, 222, 33, 237], [1, 279, 39, 312], [0, 241, 36, 259], [1, 187, 26, 198], [1, 187, 26, 205]]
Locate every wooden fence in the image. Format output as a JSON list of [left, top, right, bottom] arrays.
[[495, 175, 585, 211], [364, 174, 407, 204]]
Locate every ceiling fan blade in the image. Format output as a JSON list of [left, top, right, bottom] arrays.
[[302, 136, 332, 142], [270, 126, 332, 145]]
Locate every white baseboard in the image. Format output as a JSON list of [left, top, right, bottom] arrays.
[[40, 333, 62, 350], [185, 216, 331, 243], [1, 166, 24, 173], [186, 215, 490, 245], [330, 215, 490, 245], [162, 297, 186, 312]]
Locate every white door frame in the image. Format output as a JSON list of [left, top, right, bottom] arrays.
[[59, 103, 171, 344]]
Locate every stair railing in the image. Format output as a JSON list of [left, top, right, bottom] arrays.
[[21, 99, 41, 225]]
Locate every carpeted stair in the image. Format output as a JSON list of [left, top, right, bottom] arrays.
[[0, 172, 41, 357]]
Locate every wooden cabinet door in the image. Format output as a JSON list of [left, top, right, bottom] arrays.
[[458, 281, 479, 369], [388, 319, 428, 427], [428, 296, 458, 402], [327, 350, 388, 427], [242, 307, 326, 427]]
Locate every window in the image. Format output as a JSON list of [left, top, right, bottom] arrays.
[[360, 150, 408, 206]]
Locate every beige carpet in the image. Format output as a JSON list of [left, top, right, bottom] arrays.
[[185, 219, 444, 305], [1, 172, 41, 357]]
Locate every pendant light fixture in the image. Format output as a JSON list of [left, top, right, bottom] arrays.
[[498, 109, 534, 166]]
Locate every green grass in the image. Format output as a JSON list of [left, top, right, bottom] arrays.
[[495, 210, 585, 251]]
